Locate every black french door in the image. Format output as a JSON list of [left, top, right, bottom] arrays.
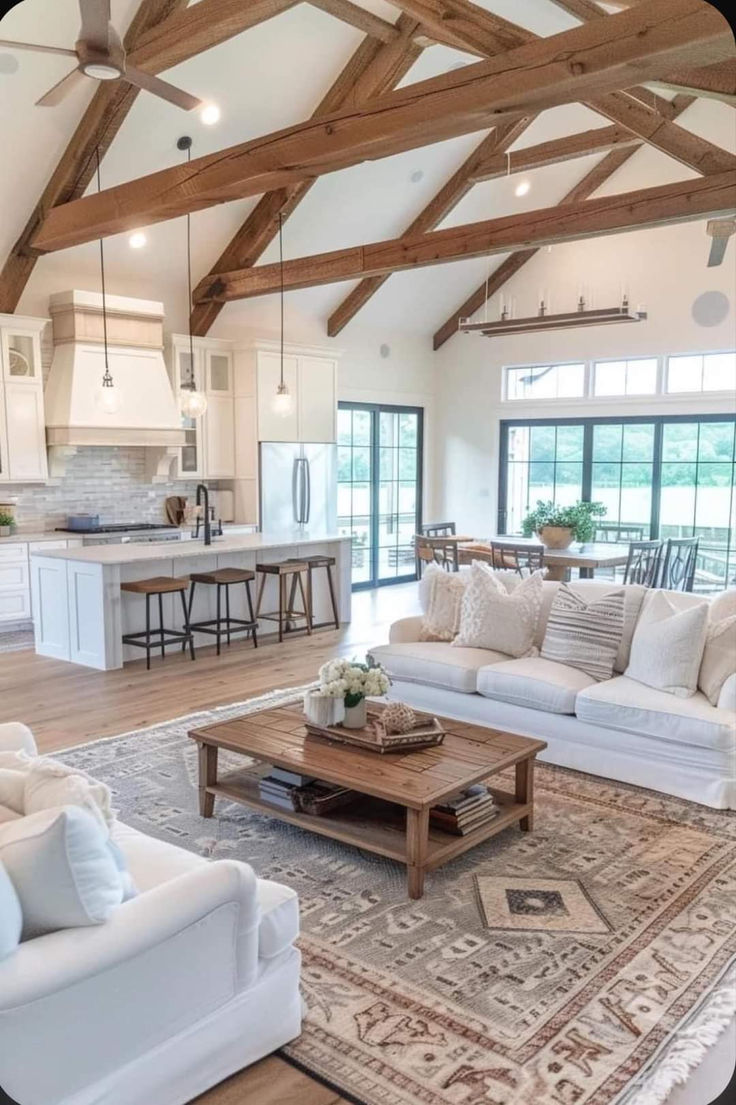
[[337, 403, 423, 590]]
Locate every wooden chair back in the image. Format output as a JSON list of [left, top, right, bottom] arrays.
[[596, 523, 645, 544], [414, 534, 458, 575], [623, 539, 663, 587], [422, 522, 456, 538], [658, 536, 699, 592], [490, 542, 545, 574]]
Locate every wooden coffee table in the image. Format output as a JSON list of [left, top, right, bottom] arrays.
[[189, 703, 546, 899]]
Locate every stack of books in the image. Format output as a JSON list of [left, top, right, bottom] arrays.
[[258, 767, 315, 811], [430, 784, 498, 836]]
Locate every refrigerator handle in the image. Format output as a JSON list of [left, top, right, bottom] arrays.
[[292, 458, 300, 524], [304, 459, 311, 525], [294, 457, 309, 524]]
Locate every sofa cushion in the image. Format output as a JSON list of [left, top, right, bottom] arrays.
[[535, 580, 646, 672], [626, 591, 709, 698], [256, 879, 299, 959], [454, 565, 543, 657], [0, 805, 20, 824], [477, 657, 597, 715], [699, 593, 736, 706], [0, 861, 21, 961], [369, 642, 510, 694], [576, 676, 735, 751], [418, 563, 468, 641], [541, 583, 625, 681]]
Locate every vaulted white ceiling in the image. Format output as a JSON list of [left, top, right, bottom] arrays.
[[1, 0, 734, 339]]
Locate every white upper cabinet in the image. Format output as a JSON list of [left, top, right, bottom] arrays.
[[0, 315, 48, 483], [169, 336, 235, 479], [256, 346, 337, 443]]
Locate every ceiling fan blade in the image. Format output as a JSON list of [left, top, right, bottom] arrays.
[[36, 67, 87, 107], [78, 0, 111, 49], [707, 236, 729, 267], [124, 65, 201, 111], [0, 38, 77, 57]]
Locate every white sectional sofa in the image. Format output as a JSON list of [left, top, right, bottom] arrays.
[[370, 581, 736, 810], [0, 723, 301, 1105]]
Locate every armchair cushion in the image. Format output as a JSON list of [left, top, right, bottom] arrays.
[[0, 862, 21, 961], [0, 806, 124, 939]]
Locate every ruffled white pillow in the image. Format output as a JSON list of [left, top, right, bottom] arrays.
[[419, 563, 468, 641], [453, 564, 543, 657]]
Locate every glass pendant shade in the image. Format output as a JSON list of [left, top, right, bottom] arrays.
[[95, 382, 121, 415], [180, 388, 208, 418], [272, 380, 291, 417]]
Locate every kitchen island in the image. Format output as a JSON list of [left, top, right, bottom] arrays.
[[30, 533, 352, 669]]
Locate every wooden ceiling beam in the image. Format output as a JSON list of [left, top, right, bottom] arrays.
[[470, 124, 641, 182], [651, 60, 736, 106], [307, 0, 401, 43], [327, 116, 534, 336], [0, 0, 298, 314], [190, 14, 423, 335], [192, 171, 735, 301], [32, 0, 731, 253], [432, 90, 695, 349]]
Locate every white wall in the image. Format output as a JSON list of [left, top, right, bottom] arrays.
[[433, 219, 736, 535]]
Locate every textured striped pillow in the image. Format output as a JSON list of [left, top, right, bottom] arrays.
[[541, 584, 625, 681]]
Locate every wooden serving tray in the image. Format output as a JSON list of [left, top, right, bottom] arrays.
[[304, 706, 446, 754]]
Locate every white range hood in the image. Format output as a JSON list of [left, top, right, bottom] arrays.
[[44, 291, 185, 448]]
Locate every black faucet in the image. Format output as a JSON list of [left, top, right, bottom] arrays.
[[195, 483, 211, 546]]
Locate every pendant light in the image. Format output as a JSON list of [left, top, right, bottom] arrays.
[[272, 212, 292, 418], [178, 136, 208, 419], [93, 148, 120, 415]]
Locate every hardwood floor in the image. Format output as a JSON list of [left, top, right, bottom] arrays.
[[0, 582, 420, 1105]]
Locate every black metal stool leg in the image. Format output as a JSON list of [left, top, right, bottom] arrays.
[[216, 584, 222, 655], [225, 584, 231, 646], [184, 581, 196, 651], [245, 579, 257, 648], [179, 588, 195, 661], [145, 593, 151, 670], [158, 592, 165, 658]]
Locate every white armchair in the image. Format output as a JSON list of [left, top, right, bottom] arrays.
[[0, 724, 301, 1105]]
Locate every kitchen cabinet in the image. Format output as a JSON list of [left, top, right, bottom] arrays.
[[169, 336, 235, 480], [255, 345, 337, 443], [0, 537, 82, 628], [0, 315, 49, 483]]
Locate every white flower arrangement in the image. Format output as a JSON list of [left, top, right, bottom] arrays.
[[318, 655, 391, 707]]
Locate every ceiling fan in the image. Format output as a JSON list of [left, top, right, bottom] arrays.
[[0, 0, 201, 110], [705, 218, 736, 267]]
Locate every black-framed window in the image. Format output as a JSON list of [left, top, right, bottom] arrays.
[[499, 414, 736, 592], [338, 403, 423, 590]]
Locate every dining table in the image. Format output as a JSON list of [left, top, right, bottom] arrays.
[[460, 537, 631, 581]]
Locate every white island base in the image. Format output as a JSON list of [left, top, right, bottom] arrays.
[[31, 534, 352, 670]]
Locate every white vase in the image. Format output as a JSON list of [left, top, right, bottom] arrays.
[[303, 691, 344, 727], [343, 699, 367, 729]]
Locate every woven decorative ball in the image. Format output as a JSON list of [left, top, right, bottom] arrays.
[[383, 701, 417, 734]]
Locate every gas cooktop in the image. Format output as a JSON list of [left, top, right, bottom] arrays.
[[55, 523, 178, 534]]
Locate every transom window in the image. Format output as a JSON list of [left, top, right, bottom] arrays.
[[593, 358, 658, 397], [666, 352, 736, 394], [505, 363, 585, 401]]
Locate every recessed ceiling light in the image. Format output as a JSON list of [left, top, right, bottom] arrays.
[[0, 54, 19, 74], [129, 231, 147, 249], [515, 180, 531, 197], [410, 169, 424, 184], [200, 103, 221, 125]]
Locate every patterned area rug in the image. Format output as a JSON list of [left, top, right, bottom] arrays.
[[59, 687, 736, 1105]]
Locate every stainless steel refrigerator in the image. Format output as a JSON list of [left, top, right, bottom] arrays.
[[259, 442, 337, 535]]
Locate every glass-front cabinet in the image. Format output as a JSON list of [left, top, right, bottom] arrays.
[[0, 315, 48, 483], [168, 336, 234, 480]]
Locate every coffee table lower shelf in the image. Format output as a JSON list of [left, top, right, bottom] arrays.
[[205, 769, 530, 895]]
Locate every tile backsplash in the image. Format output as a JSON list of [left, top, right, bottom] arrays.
[[3, 447, 199, 529]]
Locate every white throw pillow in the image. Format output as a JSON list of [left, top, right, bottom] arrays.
[[0, 806, 124, 939], [626, 590, 709, 698], [541, 583, 625, 681], [0, 861, 22, 960], [698, 591, 736, 707], [419, 563, 468, 641], [0, 769, 25, 814], [453, 564, 543, 657], [24, 758, 115, 830], [718, 672, 736, 712]]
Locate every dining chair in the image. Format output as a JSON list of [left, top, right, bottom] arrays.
[[595, 523, 645, 544], [414, 534, 459, 575], [421, 522, 456, 538], [658, 536, 699, 592], [490, 542, 545, 575], [622, 540, 663, 587]]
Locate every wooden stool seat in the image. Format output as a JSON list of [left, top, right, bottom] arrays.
[[255, 561, 312, 642], [121, 576, 194, 669], [190, 567, 255, 586], [121, 576, 190, 595]]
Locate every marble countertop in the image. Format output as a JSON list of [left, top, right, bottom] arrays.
[[29, 531, 351, 565], [0, 531, 76, 544]]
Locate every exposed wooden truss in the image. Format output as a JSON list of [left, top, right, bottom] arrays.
[[307, 0, 402, 43], [190, 14, 423, 336], [471, 126, 641, 182], [432, 91, 697, 349], [0, 0, 299, 314], [191, 172, 735, 302], [31, 0, 732, 253], [651, 61, 736, 106]]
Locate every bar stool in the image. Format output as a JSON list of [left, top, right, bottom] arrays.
[[284, 555, 340, 630], [254, 561, 312, 642], [187, 567, 258, 655], [121, 576, 194, 670]]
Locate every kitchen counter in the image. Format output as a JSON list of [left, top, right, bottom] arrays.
[[34, 531, 347, 565], [30, 533, 352, 670], [0, 531, 81, 544]]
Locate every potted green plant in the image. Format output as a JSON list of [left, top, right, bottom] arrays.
[[521, 500, 607, 549], [0, 509, 15, 538]]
